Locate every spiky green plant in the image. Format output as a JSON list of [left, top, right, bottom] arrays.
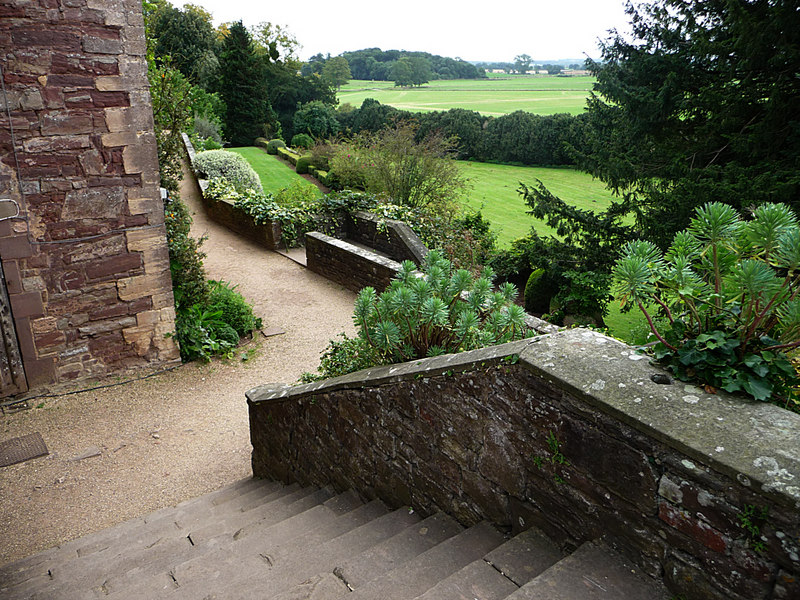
[[613, 202, 800, 405], [353, 250, 530, 364]]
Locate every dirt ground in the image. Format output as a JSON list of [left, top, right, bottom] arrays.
[[0, 165, 357, 567]]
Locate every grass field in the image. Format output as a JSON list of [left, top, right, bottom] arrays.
[[456, 161, 644, 341], [228, 147, 320, 196], [337, 75, 594, 116], [459, 161, 616, 246]]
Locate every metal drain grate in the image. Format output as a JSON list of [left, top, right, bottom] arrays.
[[0, 432, 49, 467]]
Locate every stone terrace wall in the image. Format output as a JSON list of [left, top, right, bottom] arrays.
[[346, 211, 428, 264], [305, 231, 402, 293], [248, 329, 800, 600], [0, 0, 179, 388]]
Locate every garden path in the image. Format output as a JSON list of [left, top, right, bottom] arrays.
[[0, 160, 357, 566]]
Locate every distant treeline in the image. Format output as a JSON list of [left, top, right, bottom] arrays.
[[303, 48, 486, 81], [339, 99, 588, 166]]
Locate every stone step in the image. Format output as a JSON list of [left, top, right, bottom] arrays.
[[165, 499, 395, 599], [415, 526, 564, 600], [3, 485, 327, 600], [334, 511, 464, 590], [484, 526, 564, 587], [99, 488, 346, 598], [0, 477, 272, 591], [182, 504, 421, 600], [507, 540, 671, 600], [344, 521, 506, 600]]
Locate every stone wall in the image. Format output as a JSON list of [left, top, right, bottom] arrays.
[[0, 0, 179, 390], [346, 211, 428, 264], [248, 329, 800, 600], [305, 231, 402, 293]]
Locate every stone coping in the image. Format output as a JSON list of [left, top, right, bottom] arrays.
[[247, 328, 800, 510]]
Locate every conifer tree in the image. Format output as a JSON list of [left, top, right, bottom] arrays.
[[218, 22, 274, 146]]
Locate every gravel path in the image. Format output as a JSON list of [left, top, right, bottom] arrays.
[[0, 163, 357, 567]]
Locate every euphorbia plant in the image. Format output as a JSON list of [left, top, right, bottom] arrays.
[[354, 250, 529, 364], [613, 202, 800, 406]]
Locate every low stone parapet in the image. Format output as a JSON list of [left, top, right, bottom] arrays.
[[247, 328, 800, 600]]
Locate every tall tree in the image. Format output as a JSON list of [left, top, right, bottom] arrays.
[[150, 2, 218, 86], [408, 57, 432, 87], [322, 56, 351, 90], [581, 0, 800, 247], [218, 21, 274, 146], [513, 54, 532, 74]]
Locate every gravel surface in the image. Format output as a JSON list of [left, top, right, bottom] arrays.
[[0, 165, 357, 567]]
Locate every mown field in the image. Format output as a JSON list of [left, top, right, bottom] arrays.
[[337, 75, 594, 116], [459, 161, 615, 246]]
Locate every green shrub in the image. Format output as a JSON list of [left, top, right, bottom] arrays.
[[613, 201, 800, 408], [192, 149, 263, 194], [201, 138, 223, 150], [300, 334, 378, 382], [267, 139, 286, 154], [172, 305, 236, 362], [254, 137, 269, 149], [291, 133, 314, 149], [349, 250, 530, 367], [295, 155, 312, 174], [207, 280, 262, 337], [274, 180, 318, 208], [193, 114, 223, 144], [276, 146, 300, 165], [524, 268, 549, 314], [213, 322, 240, 347], [165, 194, 208, 308]]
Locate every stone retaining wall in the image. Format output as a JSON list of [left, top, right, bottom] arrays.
[[0, 0, 179, 389], [346, 211, 428, 264], [248, 328, 800, 600], [305, 231, 402, 293]]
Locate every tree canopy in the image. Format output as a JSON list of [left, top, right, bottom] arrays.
[[582, 0, 800, 246]]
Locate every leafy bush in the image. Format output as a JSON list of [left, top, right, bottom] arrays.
[[200, 137, 223, 150], [193, 149, 263, 194], [300, 334, 378, 382], [274, 180, 318, 208], [255, 137, 269, 149], [613, 201, 800, 407], [207, 280, 262, 337], [276, 146, 301, 165], [267, 139, 286, 154], [165, 194, 208, 308], [172, 305, 237, 362], [524, 268, 549, 314], [291, 133, 314, 149], [293, 100, 340, 139], [194, 114, 224, 144], [352, 250, 530, 365], [295, 155, 312, 174]]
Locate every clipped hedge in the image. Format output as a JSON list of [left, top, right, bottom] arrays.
[[267, 139, 286, 155], [295, 155, 312, 174], [277, 146, 301, 166], [255, 137, 269, 150], [193, 149, 263, 194]]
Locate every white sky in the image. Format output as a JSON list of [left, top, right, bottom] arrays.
[[181, 0, 632, 63]]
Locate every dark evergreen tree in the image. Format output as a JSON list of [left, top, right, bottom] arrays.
[[582, 0, 800, 247], [218, 22, 274, 146], [150, 3, 218, 87]]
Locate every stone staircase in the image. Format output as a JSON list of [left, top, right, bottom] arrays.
[[0, 478, 670, 600]]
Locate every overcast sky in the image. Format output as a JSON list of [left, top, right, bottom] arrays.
[[180, 0, 632, 63]]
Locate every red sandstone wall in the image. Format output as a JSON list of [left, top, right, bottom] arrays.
[[0, 0, 179, 390]]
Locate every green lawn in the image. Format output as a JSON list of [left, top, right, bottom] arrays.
[[457, 161, 645, 342], [459, 161, 616, 246], [228, 147, 319, 196], [338, 76, 594, 116]]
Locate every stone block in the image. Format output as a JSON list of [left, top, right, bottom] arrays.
[[40, 112, 93, 135], [117, 270, 171, 301], [659, 500, 729, 554], [12, 29, 81, 49], [122, 139, 158, 174], [22, 135, 91, 153], [8, 290, 43, 319], [82, 35, 122, 54], [101, 131, 139, 147], [63, 186, 124, 219], [84, 253, 142, 280]]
